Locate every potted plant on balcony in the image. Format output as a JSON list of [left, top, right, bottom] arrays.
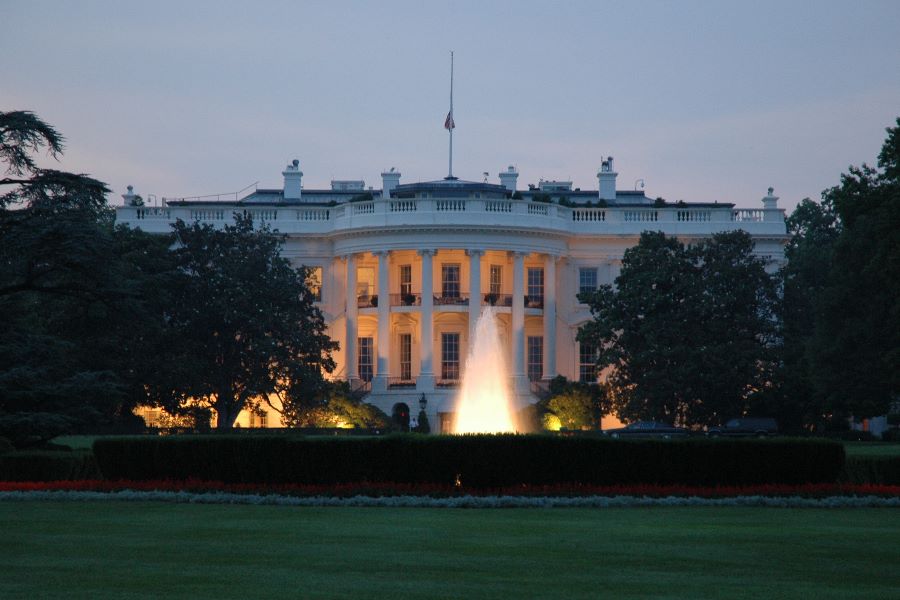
[[402, 293, 416, 306], [369, 295, 378, 307], [484, 292, 498, 306]]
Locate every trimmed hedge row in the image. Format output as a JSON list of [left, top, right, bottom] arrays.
[[842, 456, 900, 485], [93, 435, 845, 487], [0, 450, 101, 482]]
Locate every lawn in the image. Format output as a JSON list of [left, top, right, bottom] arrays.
[[2, 502, 898, 599]]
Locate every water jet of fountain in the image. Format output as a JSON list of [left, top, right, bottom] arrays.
[[454, 307, 517, 433]]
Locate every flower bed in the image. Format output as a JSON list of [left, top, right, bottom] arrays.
[[2, 479, 898, 499]]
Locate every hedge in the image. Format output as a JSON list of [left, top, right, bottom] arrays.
[[0, 450, 100, 482], [93, 435, 845, 487], [842, 456, 900, 485]]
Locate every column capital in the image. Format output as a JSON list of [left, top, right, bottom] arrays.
[[507, 250, 528, 260], [372, 250, 390, 258], [417, 249, 438, 257], [339, 253, 360, 263], [465, 249, 485, 257]]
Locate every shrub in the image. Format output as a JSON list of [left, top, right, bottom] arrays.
[[93, 435, 845, 487], [0, 449, 100, 481], [842, 456, 900, 485], [0, 437, 14, 454]]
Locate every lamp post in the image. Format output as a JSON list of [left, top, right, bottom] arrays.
[[419, 394, 427, 412]]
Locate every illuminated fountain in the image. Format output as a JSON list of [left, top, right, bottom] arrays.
[[454, 307, 518, 433]]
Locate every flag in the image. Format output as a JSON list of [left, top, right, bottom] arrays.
[[444, 111, 455, 130]]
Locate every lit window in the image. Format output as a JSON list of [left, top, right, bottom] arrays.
[[527, 336, 543, 382], [442, 264, 460, 299], [399, 265, 412, 297], [527, 267, 544, 305], [400, 333, 412, 381], [358, 337, 373, 382], [305, 266, 323, 302], [441, 332, 460, 381], [579, 342, 598, 383], [490, 265, 502, 295], [579, 268, 598, 296]]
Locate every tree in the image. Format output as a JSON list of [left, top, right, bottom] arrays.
[[545, 388, 598, 430], [152, 215, 337, 428], [776, 197, 840, 430], [808, 118, 900, 419], [578, 230, 779, 426], [0, 110, 168, 441]]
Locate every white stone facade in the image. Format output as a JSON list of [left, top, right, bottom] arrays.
[[118, 160, 788, 431]]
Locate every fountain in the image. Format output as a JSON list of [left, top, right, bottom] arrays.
[[453, 307, 518, 433]]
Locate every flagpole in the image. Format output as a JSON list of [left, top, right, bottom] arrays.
[[448, 50, 454, 179]]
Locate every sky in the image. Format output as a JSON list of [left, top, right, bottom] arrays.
[[2, 0, 899, 210]]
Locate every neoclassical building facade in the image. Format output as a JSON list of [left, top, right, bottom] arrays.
[[117, 158, 788, 432]]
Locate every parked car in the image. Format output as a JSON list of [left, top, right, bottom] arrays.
[[707, 417, 778, 438], [603, 421, 690, 439]]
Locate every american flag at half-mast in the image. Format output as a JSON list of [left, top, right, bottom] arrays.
[[444, 111, 455, 130]]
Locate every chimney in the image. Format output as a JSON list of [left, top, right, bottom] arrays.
[[597, 156, 617, 201], [762, 186, 780, 222], [381, 168, 401, 198], [122, 185, 142, 206], [499, 165, 519, 192], [283, 159, 303, 200]]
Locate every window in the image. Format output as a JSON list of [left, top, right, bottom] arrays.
[[442, 264, 460, 299], [249, 410, 268, 428], [527, 267, 544, 304], [579, 342, 598, 383], [305, 266, 323, 302], [441, 332, 460, 381], [527, 336, 543, 382], [579, 267, 598, 296], [358, 337, 373, 382], [490, 265, 502, 295], [399, 333, 412, 381], [356, 267, 375, 299], [399, 264, 412, 297]]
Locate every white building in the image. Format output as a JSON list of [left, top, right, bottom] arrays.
[[117, 157, 788, 432]]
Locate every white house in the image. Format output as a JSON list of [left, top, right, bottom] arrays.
[[117, 157, 788, 432]]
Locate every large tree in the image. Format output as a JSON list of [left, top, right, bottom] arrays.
[[577, 230, 779, 426], [0, 110, 171, 441], [153, 215, 338, 428], [808, 119, 900, 419]]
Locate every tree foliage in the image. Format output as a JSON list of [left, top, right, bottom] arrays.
[[578, 230, 779, 426], [150, 215, 338, 428], [806, 118, 900, 419]]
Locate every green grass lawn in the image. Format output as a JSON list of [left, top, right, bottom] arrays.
[[2, 502, 898, 599], [844, 442, 900, 457]]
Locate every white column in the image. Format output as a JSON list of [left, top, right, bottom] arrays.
[[373, 250, 390, 392], [345, 253, 358, 381], [542, 254, 557, 380], [417, 249, 435, 391], [511, 251, 527, 393], [467, 249, 483, 344]]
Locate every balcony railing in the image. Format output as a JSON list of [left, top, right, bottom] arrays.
[[390, 293, 421, 307], [483, 293, 513, 307], [436, 378, 460, 387], [118, 199, 786, 237], [433, 293, 470, 306], [357, 295, 379, 308], [387, 377, 416, 388]]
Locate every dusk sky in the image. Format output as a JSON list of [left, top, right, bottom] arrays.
[[3, 1, 899, 210]]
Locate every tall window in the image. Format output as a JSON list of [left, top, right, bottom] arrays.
[[442, 264, 460, 298], [441, 332, 460, 381], [358, 337, 373, 382], [399, 264, 412, 297], [527, 336, 543, 382], [579, 342, 598, 383], [527, 267, 544, 303], [399, 333, 412, 381], [490, 265, 502, 295], [305, 266, 323, 302], [357, 267, 374, 299], [579, 267, 598, 296]]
